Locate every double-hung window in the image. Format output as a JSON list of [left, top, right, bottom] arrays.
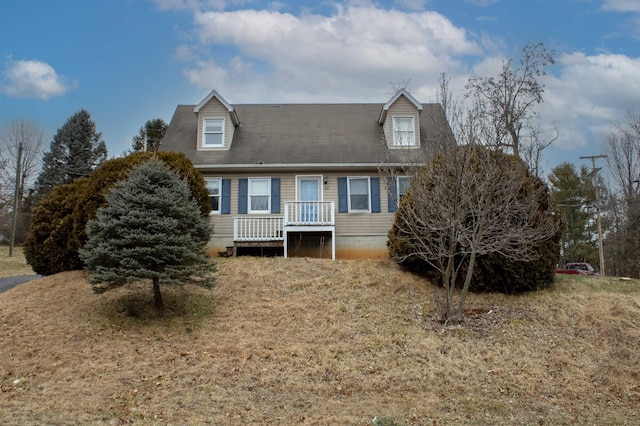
[[397, 176, 410, 205], [203, 118, 224, 147], [348, 177, 370, 213], [205, 178, 221, 214], [392, 116, 415, 147], [249, 178, 270, 213]]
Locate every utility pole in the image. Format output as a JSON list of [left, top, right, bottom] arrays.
[[9, 141, 23, 257], [580, 155, 607, 276]]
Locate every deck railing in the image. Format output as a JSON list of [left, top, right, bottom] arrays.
[[233, 202, 335, 242], [284, 201, 335, 226], [234, 216, 284, 241]]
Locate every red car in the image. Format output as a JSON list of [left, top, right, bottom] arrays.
[[555, 262, 596, 275]]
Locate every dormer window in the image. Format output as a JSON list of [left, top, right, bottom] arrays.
[[203, 118, 225, 147], [392, 116, 415, 147]]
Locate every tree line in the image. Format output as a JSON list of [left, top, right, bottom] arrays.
[[544, 111, 640, 278], [0, 113, 167, 248]]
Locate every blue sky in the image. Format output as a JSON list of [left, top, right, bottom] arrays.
[[1, 0, 639, 174]]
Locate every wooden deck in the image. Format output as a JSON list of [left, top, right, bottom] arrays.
[[228, 201, 336, 259]]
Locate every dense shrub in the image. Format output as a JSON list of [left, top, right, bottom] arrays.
[[24, 178, 91, 275], [24, 152, 210, 276], [458, 234, 561, 294], [387, 151, 562, 294]]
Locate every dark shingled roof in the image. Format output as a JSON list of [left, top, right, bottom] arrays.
[[161, 102, 452, 172]]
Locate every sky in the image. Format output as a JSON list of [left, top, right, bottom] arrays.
[[1, 0, 639, 175]]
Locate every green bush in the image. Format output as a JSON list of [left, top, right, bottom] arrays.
[[24, 178, 90, 276], [387, 150, 562, 294], [24, 152, 210, 276]]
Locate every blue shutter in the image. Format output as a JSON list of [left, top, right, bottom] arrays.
[[387, 177, 397, 213], [221, 179, 231, 214], [338, 177, 348, 213], [271, 178, 280, 213], [238, 178, 248, 214], [370, 177, 381, 213]]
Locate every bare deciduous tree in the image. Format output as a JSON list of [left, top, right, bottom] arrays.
[[521, 124, 559, 177], [604, 109, 640, 277], [465, 42, 556, 173], [607, 111, 640, 197], [0, 119, 44, 248], [390, 143, 558, 324]]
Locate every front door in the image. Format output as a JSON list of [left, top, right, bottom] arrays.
[[298, 176, 322, 223]]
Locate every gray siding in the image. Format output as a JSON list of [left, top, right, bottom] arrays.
[[205, 171, 394, 247]]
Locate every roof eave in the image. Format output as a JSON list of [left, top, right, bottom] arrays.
[[193, 162, 418, 173], [193, 89, 238, 118]]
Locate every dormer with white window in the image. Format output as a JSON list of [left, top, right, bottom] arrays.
[[378, 89, 422, 149], [194, 90, 240, 150]]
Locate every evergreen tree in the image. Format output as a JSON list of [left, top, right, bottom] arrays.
[[79, 159, 215, 309], [131, 118, 168, 153], [24, 151, 210, 276], [548, 162, 598, 264], [35, 109, 107, 199]]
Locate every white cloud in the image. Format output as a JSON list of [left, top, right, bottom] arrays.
[[181, 5, 481, 101], [173, 44, 199, 62], [0, 59, 71, 100], [540, 52, 640, 150], [601, 0, 640, 13], [183, 58, 229, 86], [163, 1, 640, 164]]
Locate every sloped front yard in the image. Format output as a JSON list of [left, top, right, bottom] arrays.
[[1, 257, 639, 425]]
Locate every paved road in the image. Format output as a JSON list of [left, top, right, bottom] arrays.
[[0, 275, 41, 293]]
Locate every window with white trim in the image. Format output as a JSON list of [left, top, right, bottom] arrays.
[[397, 176, 410, 205], [348, 177, 370, 213], [392, 116, 415, 146], [249, 178, 270, 213], [203, 118, 224, 147], [205, 178, 221, 214]]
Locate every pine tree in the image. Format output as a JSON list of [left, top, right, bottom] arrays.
[[35, 109, 107, 199], [548, 162, 598, 264], [131, 118, 168, 153], [79, 159, 215, 309]]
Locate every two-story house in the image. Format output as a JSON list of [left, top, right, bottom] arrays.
[[160, 89, 453, 259]]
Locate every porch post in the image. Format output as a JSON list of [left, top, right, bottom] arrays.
[[331, 228, 335, 260], [284, 227, 289, 258]]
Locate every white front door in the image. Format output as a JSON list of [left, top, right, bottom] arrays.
[[298, 176, 322, 223]]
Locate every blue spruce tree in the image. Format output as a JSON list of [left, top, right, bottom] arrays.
[[80, 159, 216, 309]]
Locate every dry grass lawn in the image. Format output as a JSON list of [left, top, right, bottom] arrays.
[[1, 256, 639, 425], [0, 246, 35, 276]]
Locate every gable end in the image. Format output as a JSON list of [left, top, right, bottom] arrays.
[[379, 90, 422, 148]]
